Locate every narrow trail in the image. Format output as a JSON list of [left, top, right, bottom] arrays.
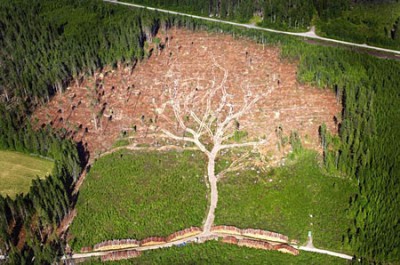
[[296, 233, 353, 260], [65, 234, 201, 260], [104, 0, 400, 56], [202, 153, 218, 234]]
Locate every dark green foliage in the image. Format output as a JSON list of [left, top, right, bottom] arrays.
[[316, 1, 400, 49], [0, 0, 150, 105], [130, 0, 258, 23], [0, 117, 80, 263], [0, 169, 76, 264], [291, 43, 400, 262], [0, 0, 399, 262], [0, 107, 81, 181], [128, 0, 350, 31], [128, 0, 400, 50], [0, 0, 169, 260], [163, 17, 400, 262], [313, 0, 350, 20], [262, 0, 315, 30]]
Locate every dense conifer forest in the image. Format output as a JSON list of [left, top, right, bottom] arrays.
[[0, 0, 399, 263], [129, 0, 400, 48], [129, 0, 349, 28], [0, 0, 152, 262]]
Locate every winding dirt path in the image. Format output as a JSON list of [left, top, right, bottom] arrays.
[[203, 153, 218, 234]]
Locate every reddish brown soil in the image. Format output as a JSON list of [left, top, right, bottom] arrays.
[[33, 28, 340, 160]]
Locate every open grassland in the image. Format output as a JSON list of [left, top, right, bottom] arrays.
[[83, 241, 349, 264], [317, 1, 400, 50], [0, 150, 54, 198], [69, 150, 207, 251], [215, 150, 356, 253]]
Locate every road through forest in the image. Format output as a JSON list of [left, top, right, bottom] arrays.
[[0, 1, 381, 263], [104, 0, 400, 56], [62, 232, 354, 261], [68, 1, 358, 262]]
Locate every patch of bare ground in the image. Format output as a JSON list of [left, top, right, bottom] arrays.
[[32, 28, 340, 161]]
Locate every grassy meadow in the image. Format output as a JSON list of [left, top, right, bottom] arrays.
[[0, 150, 54, 198], [69, 149, 208, 251], [215, 150, 356, 253]]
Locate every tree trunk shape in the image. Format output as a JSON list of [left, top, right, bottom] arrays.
[[203, 153, 218, 234], [152, 56, 271, 236]]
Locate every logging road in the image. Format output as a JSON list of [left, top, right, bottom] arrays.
[[60, 232, 354, 261], [104, 0, 400, 56]]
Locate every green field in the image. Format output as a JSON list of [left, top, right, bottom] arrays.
[[215, 150, 356, 253], [83, 240, 349, 264], [69, 149, 208, 251], [317, 1, 400, 50], [0, 150, 54, 198]]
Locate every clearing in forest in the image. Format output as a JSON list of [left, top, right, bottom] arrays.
[[0, 150, 54, 198], [69, 150, 207, 251], [215, 150, 355, 253], [40, 27, 344, 257], [33, 28, 340, 161]]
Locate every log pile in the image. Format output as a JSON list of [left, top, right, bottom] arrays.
[[241, 228, 288, 243], [140, 236, 167, 246], [89, 226, 296, 257], [166, 227, 202, 242], [93, 239, 140, 251], [211, 225, 242, 236], [273, 244, 300, 255], [101, 250, 142, 262], [238, 238, 274, 250], [211, 226, 289, 243], [80, 246, 92, 253], [221, 236, 239, 245]]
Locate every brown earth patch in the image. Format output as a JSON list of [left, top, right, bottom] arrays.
[[32, 28, 340, 161]]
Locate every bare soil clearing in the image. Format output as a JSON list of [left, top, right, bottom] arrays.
[[33, 28, 339, 160]]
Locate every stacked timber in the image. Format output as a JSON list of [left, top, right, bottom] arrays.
[[80, 246, 92, 253], [100, 250, 142, 262], [140, 236, 167, 246], [166, 227, 202, 242], [221, 236, 239, 245], [241, 228, 288, 243], [93, 239, 140, 251], [211, 225, 242, 236], [273, 244, 299, 255], [238, 238, 274, 250]]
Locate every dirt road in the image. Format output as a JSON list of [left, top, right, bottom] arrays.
[[104, 0, 400, 56]]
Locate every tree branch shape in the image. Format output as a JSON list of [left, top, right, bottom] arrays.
[[151, 56, 274, 234]]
